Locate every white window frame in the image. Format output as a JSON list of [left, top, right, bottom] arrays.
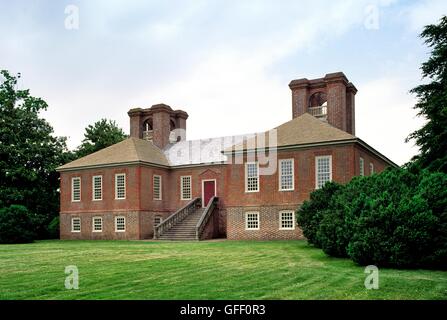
[[71, 177, 81, 202], [153, 175, 162, 200], [245, 162, 260, 193], [115, 173, 126, 200], [315, 155, 332, 189], [154, 215, 163, 227], [279, 210, 295, 230], [92, 216, 103, 232], [370, 163, 375, 175], [245, 212, 260, 230], [71, 217, 81, 232], [92, 175, 103, 201], [115, 216, 126, 232], [359, 157, 365, 176], [279, 159, 295, 191], [180, 175, 192, 200]]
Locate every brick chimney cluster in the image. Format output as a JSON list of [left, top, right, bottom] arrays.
[[128, 104, 188, 149], [289, 72, 357, 135]]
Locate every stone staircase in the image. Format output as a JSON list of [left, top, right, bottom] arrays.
[[158, 207, 205, 241]]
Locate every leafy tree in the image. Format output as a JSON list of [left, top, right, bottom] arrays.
[[75, 119, 127, 158], [0, 205, 36, 244], [407, 16, 447, 172], [0, 70, 71, 239]]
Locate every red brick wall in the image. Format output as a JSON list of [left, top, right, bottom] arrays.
[[59, 142, 391, 240], [354, 145, 389, 176], [224, 145, 356, 208], [60, 166, 140, 214], [227, 205, 303, 240]]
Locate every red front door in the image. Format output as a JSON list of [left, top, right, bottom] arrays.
[[203, 180, 216, 207]]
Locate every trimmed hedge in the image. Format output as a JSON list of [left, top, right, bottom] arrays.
[[297, 168, 447, 269]]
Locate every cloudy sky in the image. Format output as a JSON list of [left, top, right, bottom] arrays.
[[1, 0, 446, 165]]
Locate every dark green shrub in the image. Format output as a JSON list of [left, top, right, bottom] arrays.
[[296, 182, 342, 247], [298, 167, 447, 269], [317, 176, 376, 257], [348, 170, 447, 268], [0, 205, 36, 244], [47, 216, 60, 239]]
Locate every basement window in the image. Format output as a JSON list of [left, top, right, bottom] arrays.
[[71, 217, 81, 232], [279, 211, 295, 230], [154, 215, 162, 227], [245, 212, 260, 230], [115, 216, 126, 232], [92, 217, 103, 232]]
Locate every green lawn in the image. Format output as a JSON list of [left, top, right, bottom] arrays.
[[0, 240, 446, 300]]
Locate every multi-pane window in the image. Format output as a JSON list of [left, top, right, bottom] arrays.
[[92, 217, 102, 232], [279, 159, 294, 191], [359, 157, 365, 176], [154, 216, 162, 227], [115, 216, 126, 232], [71, 177, 81, 202], [153, 175, 162, 200], [245, 212, 260, 230], [71, 217, 81, 232], [245, 162, 259, 192], [280, 211, 295, 230], [92, 175, 102, 201], [180, 176, 192, 200], [315, 156, 332, 189], [115, 173, 126, 200], [370, 163, 374, 175]]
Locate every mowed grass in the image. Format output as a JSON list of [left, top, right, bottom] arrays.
[[0, 240, 446, 300]]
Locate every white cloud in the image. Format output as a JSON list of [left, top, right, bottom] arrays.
[[1, 0, 435, 163], [126, 0, 389, 142]]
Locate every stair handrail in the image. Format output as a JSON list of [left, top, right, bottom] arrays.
[[154, 197, 201, 239], [195, 196, 218, 240]]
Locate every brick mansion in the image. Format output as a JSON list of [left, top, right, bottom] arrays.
[[57, 72, 396, 240]]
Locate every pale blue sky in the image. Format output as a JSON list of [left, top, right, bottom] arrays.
[[1, 0, 446, 165]]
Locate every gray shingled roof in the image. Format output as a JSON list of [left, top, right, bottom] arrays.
[[57, 137, 170, 170], [225, 113, 356, 152]]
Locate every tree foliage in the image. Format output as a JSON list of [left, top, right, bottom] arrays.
[[0, 205, 36, 244], [75, 119, 127, 158], [407, 16, 447, 172], [0, 70, 71, 239]]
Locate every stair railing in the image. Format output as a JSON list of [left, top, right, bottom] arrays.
[[195, 196, 218, 240], [154, 197, 201, 239]]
